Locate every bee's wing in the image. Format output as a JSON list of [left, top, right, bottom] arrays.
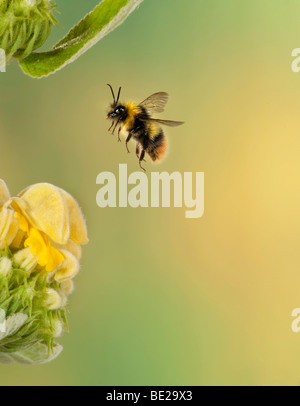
[[145, 118, 184, 127], [140, 92, 169, 114]]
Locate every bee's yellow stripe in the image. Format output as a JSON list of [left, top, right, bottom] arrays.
[[148, 122, 160, 139], [123, 102, 142, 131], [122, 102, 160, 139]]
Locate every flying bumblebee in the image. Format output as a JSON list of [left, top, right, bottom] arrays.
[[106, 84, 184, 171]]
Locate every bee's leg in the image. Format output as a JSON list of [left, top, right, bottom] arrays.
[[118, 126, 122, 142], [136, 144, 140, 158], [112, 122, 118, 135], [125, 133, 132, 153], [139, 150, 146, 172], [108, 121, 114, 133], [112, 117, 121, 135]]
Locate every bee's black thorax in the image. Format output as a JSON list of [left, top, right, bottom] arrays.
[[130, 106, 151, 138]]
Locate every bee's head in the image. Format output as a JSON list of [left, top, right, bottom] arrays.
[[107, 84, 124, 119], [107, 104, 126, 119]]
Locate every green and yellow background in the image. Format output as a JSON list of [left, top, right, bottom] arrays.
[[1, 0, 300, 386]]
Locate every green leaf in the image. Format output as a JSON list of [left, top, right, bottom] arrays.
[[0, 313, 28, 341], [19, 0, 144, 78], [2, 342, 63, 365]]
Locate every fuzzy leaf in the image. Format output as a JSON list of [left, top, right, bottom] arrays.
[[0, 313, 28, 341], [19, 0, 144, 78], [0, 342, 63, 365]]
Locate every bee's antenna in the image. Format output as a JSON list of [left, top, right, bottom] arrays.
[[107, 84, 116, 105], [116, 87, 122, 105]]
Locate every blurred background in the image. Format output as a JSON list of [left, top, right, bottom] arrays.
[[1, 0, 300, 386]]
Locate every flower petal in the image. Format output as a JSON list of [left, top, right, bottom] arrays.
[[14, 212, 29, 234], [10, 230, 26, 250], [55, 250, 80, 282], [5, 216, 19, 247], [45, 245, 65, 273], [0, 208, 19, 249], [24, 228, 49, 267], [0, 180, 10, 207], [52, 239, 82, 260], [24, 228, 64, 272], [61, 280, 74, 295], [59, 190, 88, 245], [17, 183, 70, 244]]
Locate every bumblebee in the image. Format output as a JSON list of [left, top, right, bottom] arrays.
[[107, 84, 184, 171]]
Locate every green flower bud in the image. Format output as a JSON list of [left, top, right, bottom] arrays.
[[13, 247, 38, 273], [0, 257, 12, 276], [45, 288, 62, 310], [0, 0, 57, 61], [0, 248, 67, 364]]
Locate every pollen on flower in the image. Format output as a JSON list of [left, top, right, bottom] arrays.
[[0, 179, 88, 365]]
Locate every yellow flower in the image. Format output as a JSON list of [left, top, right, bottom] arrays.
[[0, 180, 10, 206], [0, 207, 19, 249], [0, 180, 88, 276], [16, 183, 88, 245], [24, 227, 65, 272], [0, 179, 89, 365], [0, 182, 19, 250]]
